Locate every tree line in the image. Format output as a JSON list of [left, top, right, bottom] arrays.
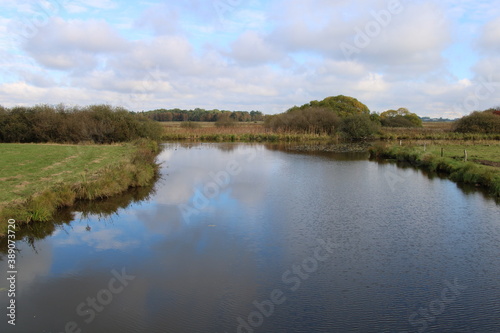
[[0, 104, 163, 143], [142, 108, 264, 122]]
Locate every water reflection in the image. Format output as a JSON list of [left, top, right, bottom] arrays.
[[0, 143, 499, 333], [0, 178, 157, 255]]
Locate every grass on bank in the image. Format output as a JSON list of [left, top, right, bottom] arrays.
[[369, 142, 500, 197], [0, 139, 159, 235]]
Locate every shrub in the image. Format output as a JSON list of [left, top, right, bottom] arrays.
[[180, 121, 201, 129], [454, 110, 500, 134], [381, 116, 418, 128], [215, 113, 236, 128], [339, 114, 380, 140], [264, 107, 340, 134], [380, 108, 422, 127], [0, 104, 163, 143]]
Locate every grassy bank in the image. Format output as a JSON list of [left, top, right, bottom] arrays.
[[0, 139, 159, 235], [369, 142, 500, 198]]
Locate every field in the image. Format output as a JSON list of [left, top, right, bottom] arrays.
[[370, 142, 500, 197], [379, 122, 500, 141], [0, 141, 159, 235], [160, 121, 500, 142], [423, 143, 500, 165], [160, 121, 332, 142], [0, 144, 132, 206]]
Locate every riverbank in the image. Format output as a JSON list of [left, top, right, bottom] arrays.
[[0, 139, 160, 236], [369, 143, 500, 198], [286, 142, 372, 153]]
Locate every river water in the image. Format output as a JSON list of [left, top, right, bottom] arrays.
[[1, 143, 499, 333]]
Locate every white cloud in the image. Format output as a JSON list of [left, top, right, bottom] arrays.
[[478, 17, 500, 53], [135, 3, 179, 36], [0, 0, 498, 117], [23, 18, 128, 70], [229, 31, 285, 65], [64, 0, 118, 12]]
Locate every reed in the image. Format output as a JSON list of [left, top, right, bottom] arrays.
[[161, 122, 332, 142]]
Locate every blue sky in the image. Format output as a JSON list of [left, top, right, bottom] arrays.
[[1, 0, 499, 117]]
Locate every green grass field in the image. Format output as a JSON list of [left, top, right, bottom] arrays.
[[407, 142, 500, 165], [0, 144, 133, 207], [370, 142, 500, 198]]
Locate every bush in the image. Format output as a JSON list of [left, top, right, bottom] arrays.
[[381, 116, 418, 128], [454, 110, 500, 134], [215, 114, 236, 128], [0, 104, 163, 143], [380, 108, 422, 127], [180, 121, 201, 129], [339, 114, 380, 140], [264, 107, 340, 134]]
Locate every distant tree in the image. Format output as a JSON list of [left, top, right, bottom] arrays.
[[293, 95, 370, 118], [250, 111, 264, 121], [215, 113, 236, 127], [380, 108, 422, 127]]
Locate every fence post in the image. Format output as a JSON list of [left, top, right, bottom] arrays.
[[464, 150, 468, 162]]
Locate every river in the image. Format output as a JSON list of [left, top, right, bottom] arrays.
[[1, 143, 499, 332]]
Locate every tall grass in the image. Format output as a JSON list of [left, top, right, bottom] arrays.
[[378, 125, 500, 141], [161, 122, 332, 142]]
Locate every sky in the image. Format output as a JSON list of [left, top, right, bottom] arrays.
[[1, 0, 500, 117]]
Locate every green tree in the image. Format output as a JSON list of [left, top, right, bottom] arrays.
[[294, 95, 370, 118], [380, 108, 422, 127], [339, 114, 380, 140]]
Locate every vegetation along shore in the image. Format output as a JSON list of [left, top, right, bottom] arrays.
[[0, 105, 162, 236], [1, 96, 499, 235]]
